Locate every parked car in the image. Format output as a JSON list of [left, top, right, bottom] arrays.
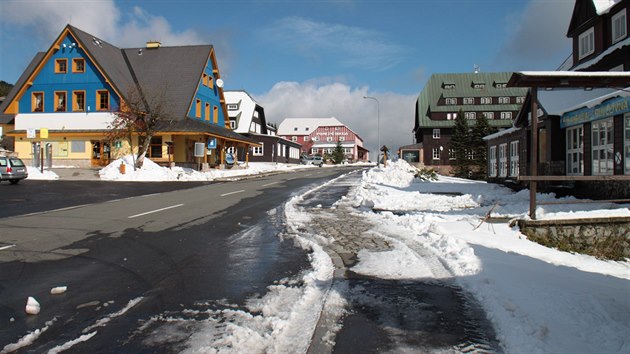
[[0, 156, 28, 184], [309, 156, 324, 167]]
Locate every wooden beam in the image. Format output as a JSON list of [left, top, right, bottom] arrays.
[[518, 175, 630, 181], [530, 88, 538, 220]]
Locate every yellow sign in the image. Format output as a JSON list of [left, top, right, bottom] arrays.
[[40, 128, 48, 139]]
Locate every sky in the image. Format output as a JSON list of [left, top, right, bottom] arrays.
[[0, 0, 575, 156]]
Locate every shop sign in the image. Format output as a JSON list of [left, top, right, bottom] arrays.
[[561, 96, 630, 128]]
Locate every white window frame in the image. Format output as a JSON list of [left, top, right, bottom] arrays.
[[612, 9, 627, 43], [489, 145, 497, 177], [499, 143, 508, 177], [579, 27, 595, 59], [516, 96, 526, 104], [445, 98, 457, 105], [481, 97, 492, 104], [566, 125, 584, 176], [432, 147, 440, 160], [484, 112, 494, 120], [448, 148, 456, 160], [465, 112, 476, 119], [229, 120, 236, 129], [625, 114, 630, 175], [498, 97, 510, 104], [253, 143, 264, 156], [433, 128, 440, 139], [326, 136, 333, 142], [592, 118, 614, 175], [509, 140, 519, 177], [311, 148, 318, 154], [463, 97, 474, 105], [500, 112, 512, 120], [304, 136, 310, 141]]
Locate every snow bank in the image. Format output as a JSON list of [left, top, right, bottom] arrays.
[[348, 159, 630, 354]]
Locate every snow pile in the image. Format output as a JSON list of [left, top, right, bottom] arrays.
[[361, 159, 418, 187], [2, 318, 57, 353], [26, 166, 59, 180], [346, 159, 630, 353], [98, 155, 323, 182]]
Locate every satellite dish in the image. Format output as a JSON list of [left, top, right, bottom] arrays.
[[216, 79, 224, 88]]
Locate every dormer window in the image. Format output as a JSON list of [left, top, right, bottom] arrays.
[[442, 83, 456, 89], [445, 98, 457, 105], [472, 82, 485, 89], [494, 82, 507, 88], [578, 27, 594, 60], [612, 9, 627, 44], [227, 104, 238, 111]]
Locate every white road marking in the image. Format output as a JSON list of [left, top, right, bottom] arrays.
[[262, 182, 279, 187], [221, 190, 245, 197], [0, 244, 16, 251], [304, 174, 312, 177], [128, 204, 184, 219]]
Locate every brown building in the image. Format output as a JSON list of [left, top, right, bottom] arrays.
[[413, 72, 527, 175]]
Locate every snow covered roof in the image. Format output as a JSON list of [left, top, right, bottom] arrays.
[[571, 37, 630, 71], [224, 91, 258, 134], [593, 0, 621, 14], [483, 126, 522, 141], [277, 117, 344, 135], [562, 87, 630, 114]]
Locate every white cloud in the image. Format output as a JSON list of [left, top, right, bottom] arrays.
[[262, 16, 408, 71], [497, 0, 574, 70], [0, 0, 206, 48], [255, 80, 417, 157]]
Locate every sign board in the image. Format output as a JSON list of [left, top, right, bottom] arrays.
[[561, 96, 630, 128], [40, 128, 48, 139], [194, 142, 205, 157], [27, 128, 36, 139], [207, 138, 217, 150]]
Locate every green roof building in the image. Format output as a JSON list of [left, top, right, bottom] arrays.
[[413, 72, 528, 174]]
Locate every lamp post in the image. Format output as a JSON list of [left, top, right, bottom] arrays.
[[363, 95, 380, 166]]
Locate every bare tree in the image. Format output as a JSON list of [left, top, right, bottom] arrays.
[[108, 86, 174, 169]]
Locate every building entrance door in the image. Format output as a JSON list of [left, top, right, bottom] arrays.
[[91, 140, 111, 167]]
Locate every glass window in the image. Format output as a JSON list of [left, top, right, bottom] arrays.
[[32, 92, 44, 112], [448, 148, 455, 160], [465, 112, 476, 119], [73, 91, 85, 111], [489, 146, 497, 177], [55, 91, 67, 112], [72, 58, 85, 73], [509, 140, 519, 177], [579, 27, 595, 59], [481, 97, 492, 104], [253, 143, 263, 156], [463, 97, 474, 105], [484, 112, 494, 119], [499, 143, 507, 177], [625, 114, 630, 174], [432, 147, 440, 160], [149, 136, 162, 158], [501, 112, 513, 120], [566, 125, 584, 175], [97, 90, 109, 110], [592, 118, 614, 175], [433, 129, 440, 139], [55, 58, 67, 73], [71, 140, 86, 153], [612, 9, 627, 43]]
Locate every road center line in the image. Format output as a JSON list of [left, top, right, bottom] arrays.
[[0, 244, 16, 251], [262, 182, 279, 187], [128, 204, 184, 219], [221, 190, 245, 197]]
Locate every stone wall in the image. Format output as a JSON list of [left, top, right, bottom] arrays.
[[515, 217, 630, 261]]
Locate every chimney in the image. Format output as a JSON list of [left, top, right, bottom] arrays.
[[146, 41, 161, 49]]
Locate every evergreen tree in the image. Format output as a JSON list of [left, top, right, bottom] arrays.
[[332, 140, 345, 164], [0, 80, 14, 97], [450, 109, 470, 178], [470, 113, 496, 179]]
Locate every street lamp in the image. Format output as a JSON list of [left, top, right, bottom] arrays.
[[363, 96, 380, 166]]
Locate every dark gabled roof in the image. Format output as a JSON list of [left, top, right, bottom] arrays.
[[0, 52, 45, 124], [68, 25, 137, 96], [164, 118, 260, 145], [123, 45, 213, 122]]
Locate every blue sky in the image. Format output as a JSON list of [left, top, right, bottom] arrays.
[[0, 0, 575, 156]]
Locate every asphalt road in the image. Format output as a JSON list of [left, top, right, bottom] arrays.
[[0, 166, 365, 353]]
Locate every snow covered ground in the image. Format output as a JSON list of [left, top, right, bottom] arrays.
[[26, 155, 371, 182], [346, 160, 630, 353], [11, 158, 630, 353]]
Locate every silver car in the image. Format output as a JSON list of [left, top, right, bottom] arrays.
[[0, 157, 28, 184]]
